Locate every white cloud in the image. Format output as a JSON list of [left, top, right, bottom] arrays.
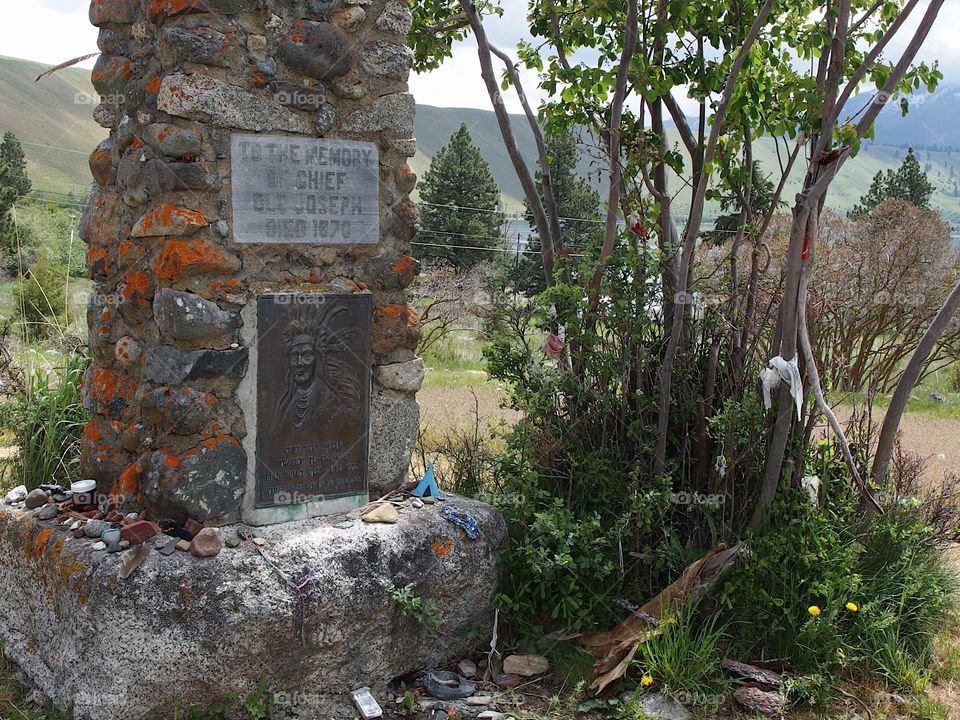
[[412, 0, 959, 113], [5, 0, 957, 108], [1, 1, 99, 68]]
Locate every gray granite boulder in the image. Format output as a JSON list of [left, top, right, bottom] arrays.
[[0, 497, 505, 719]]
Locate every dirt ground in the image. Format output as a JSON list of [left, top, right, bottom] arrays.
[[419, 377, 960, 483], [880, 411, 960, 481]]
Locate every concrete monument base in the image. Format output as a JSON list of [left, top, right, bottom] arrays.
[[0, 497, 505, 719]]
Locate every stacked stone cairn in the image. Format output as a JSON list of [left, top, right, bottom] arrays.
[[79, 0, 423, 537]]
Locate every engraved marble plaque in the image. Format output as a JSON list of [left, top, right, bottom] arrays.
[[231, 133, 380, 244], [255, 293, 371, 509]]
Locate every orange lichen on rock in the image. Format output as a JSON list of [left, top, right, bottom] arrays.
[[117, 239, 144, 268], [132, 203, 208, 238], [207, 278, 241, 300], [392, 256, 415, 274], [82, 420, 103, 443], [153, 239, 240, 280], [86, 247, 111, 277], [431, 538, 454, 558], [372, 304, 419, 355], [117, 462, 143, 496], [375, 304, 418, 324], [149, 0, 200, 19], [34, 529, 53, 558], [83, 367, 136, 416], [79, 189, 124, 245]]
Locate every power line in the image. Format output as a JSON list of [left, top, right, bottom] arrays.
[[21, 185, 745, 238], [417, 199, 606, 226], [412, 240, 564, 256], [415, 200, 741, 234], [21, 141, 89, 156]]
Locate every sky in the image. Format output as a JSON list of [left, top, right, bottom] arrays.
[[2, 0, 958, 114]]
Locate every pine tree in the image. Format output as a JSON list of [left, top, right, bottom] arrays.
[[0, 132, 31, 198], [0, 164, 20, 274], [703, 160, 781, 246], [515, 132, 602, 294], [849, 147, 935, 218], [417, 124, 505, 270]]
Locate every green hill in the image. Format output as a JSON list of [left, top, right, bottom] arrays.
[[0, 56, 104, 198], [1, 54, 957, 225]]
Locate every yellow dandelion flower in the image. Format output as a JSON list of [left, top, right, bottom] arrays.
[[808, 605, 821, 617], [845, 602, 858, 612], [665, 617, 677, 625], [641, 674, 653, 687]]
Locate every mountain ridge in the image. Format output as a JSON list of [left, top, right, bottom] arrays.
[[2, 54, 958, 224]]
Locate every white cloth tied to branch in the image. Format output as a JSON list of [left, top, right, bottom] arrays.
[[760, 354, 803, 420]]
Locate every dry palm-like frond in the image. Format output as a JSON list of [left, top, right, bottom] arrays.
[[581, 543, 746, 695]]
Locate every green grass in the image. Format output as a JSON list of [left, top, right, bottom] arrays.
[[908, 696, 952, 720], [633, 608, 729, 702], [5, 351, 87, 490], [839, 361, 960, 420], [0, 650, 69, 719]]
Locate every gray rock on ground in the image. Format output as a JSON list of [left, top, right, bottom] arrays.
[[638, 693, 693, 720]]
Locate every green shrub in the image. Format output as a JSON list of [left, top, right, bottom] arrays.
[[15, 251, 68, 340], [495, 495, 625, 635], [949, 363, 960, 394], [7, 351, 88, 490], [476, 236, 772, 638], [717, 488, 863, 671], [716, 434, 957, 691]]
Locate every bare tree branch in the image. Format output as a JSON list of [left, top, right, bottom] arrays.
[[587, 0, 639, 297], [490, 45, 565, 259], [654, 0, 778, 475], [460, 0, 556, 286], [834, 0, 921, 128]]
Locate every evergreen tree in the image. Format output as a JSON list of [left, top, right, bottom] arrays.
[[0, 132, 31, 198], [515, 132, 602, 294], [849, 147, 935, 218], [417, 124, 504, 270], [0, 161, 19, 274], [703, 160, 781, 246]]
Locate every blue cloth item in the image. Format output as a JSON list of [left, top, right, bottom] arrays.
[[440, 506, 481, 540]]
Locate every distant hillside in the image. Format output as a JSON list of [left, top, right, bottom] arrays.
[[1, 54, 957, 224], [0, 56, 104, 198]]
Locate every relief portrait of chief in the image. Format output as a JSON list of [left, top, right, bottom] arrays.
[[274, 301, 364, 430]]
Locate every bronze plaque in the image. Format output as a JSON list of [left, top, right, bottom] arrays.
[[255, 293, 371, 509]]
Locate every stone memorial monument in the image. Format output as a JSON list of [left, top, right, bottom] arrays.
[[0, 1, 505, 717]]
